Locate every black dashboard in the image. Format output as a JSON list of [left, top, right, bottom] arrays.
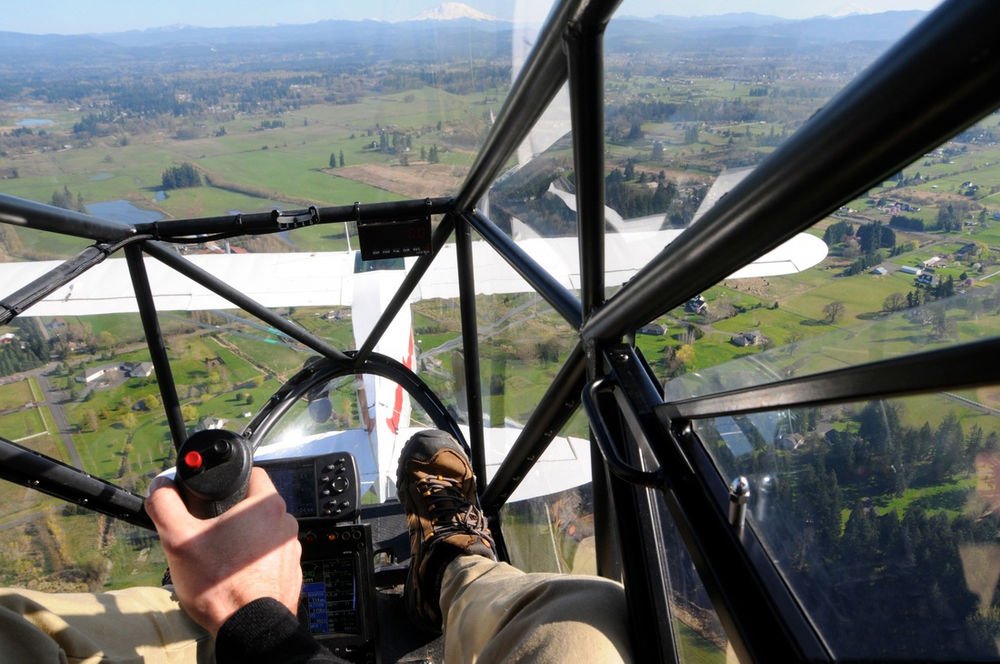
[[257, 452, 377, 663]]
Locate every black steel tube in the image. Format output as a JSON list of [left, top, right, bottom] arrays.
[[125, 244, 188, 449], [355, 215, 456, 365], [453, 0, 572, 210], [0, 193, 135, 242], [456, 0, 623, 211], [143, 241, 351, 363], [602, 347, 830, 661], [582, 0, 1000, 344], [0, 437, 153, 530], [566, 4, 617, 318], [135, 197, 453, 240], [0, 244, 111, 325], [663, 337, 1000, 421], [454, 215, 487, 490], [464, 211, 583, 330], [481, 342, 587, 511]]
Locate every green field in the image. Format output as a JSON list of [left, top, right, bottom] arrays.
[[0, 379, 35, 411], [0, 408, 46, 441]]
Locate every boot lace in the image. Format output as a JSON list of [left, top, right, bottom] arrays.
[[416, 475, 492, 542]]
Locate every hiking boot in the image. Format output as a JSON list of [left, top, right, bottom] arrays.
[[396, 429, 496, 631]]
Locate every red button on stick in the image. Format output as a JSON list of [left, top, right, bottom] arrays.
[[184, 450, 203, 469]]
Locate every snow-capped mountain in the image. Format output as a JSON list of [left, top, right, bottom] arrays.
[[412, 3, 498, 21]]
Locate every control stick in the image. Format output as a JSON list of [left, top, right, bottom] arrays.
[[175, 429, 253, 519]]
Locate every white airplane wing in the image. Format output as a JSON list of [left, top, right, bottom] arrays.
[[0, 225, 826, 319]]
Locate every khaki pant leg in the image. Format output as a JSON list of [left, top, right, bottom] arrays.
[[0, 586, 212, 664], [439, 555, 631, 664]]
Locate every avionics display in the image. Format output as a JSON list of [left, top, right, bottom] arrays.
[[265, 461, 319, 518], [299, 522, 377, 663], [257, 451, 359, 521]]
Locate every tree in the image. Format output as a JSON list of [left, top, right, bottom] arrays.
[[83, 410, 99, 432], [97, 330, 115, 352], [675, 344, 696, 370], [120, 411, 137, 430], [822, 301, 845, 324], [339, 150, 345, 167], [883, 292, 906, 313], [651, 141, 664, 161], [329, 153, 337, 168], [181, 403, 198, 422], [822, 220, 853, 246]]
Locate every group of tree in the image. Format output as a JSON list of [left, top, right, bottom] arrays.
[[161, 163, 201, 190], [707, 400, 1000, 658], [51, 186, 85, 212], [889, 214, 924, 231], [827, 220, 898, 276], [72, 112, 117, 138], [605, 165, 675, 219], [328, 150, 345, 168], [0, 321, 49, 377], [937, 202, 970, 232], [856, 221, 896, 254]]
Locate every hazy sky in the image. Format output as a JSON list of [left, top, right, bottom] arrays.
[[2, 0, 943, 35]]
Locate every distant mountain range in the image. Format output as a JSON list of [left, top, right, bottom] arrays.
[[0, 9, 930, 75]]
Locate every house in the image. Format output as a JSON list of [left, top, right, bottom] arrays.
[[871, 266, 888, 276], [0, 333, 16, 344], [79, 367, 106, 384], [637, 323, 666, 336], [922, 256, 943, 269], [899, 265, 922, 275], [121, 361, 154, 377], [915, 273, 934, 287], [200, 417, 228, 431], [731, 331, 764, 347], [685, 295, 708, 315]]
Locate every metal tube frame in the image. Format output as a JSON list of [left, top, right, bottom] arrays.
[[0, 0, 996, 660], [454, 214, 488, 492], [125, 244, 188, 449], [464, 210, 583, 329]]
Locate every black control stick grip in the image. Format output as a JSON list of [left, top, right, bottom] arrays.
[[175, 429, 253, 519]]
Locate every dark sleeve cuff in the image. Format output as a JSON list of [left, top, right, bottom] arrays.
[[215, 597, 344, 664]]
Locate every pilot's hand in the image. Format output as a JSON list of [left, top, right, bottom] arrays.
[[146, 467, 302, 636]]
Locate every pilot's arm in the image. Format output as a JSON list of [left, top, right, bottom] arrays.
[[146, 467, 348, 663]]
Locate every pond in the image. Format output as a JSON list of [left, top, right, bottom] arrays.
[[85, 200, 163, 224], [17, 118, 54, 128]]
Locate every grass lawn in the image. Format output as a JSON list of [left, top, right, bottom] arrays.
[[0, 380, 35, 411], [205, 337, 264, 385], [877, 476, 977, 519], [0, 408, 47, 440]]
